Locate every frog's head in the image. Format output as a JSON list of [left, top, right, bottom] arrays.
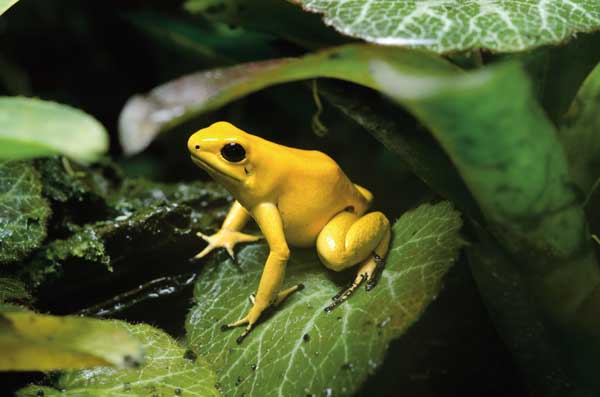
[[187, 121, 253, 186]]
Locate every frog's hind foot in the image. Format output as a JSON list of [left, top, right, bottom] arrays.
[[325, 273, 367, 312], [324, 253, 386, 312], [365, 253, 385, 291]]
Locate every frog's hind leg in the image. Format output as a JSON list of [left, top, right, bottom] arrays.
[[316, 210, 391, 312]]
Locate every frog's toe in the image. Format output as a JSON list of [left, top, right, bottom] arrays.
[[221, 315, 254, 344], [224, 243, 236, 260], [365, 253, 386, 292], [193, 244, 216, 259]]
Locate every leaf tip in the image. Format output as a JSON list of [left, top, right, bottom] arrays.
[[118, 95, 160, 156]]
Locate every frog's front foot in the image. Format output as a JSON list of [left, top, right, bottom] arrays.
[[194, 229, 262, 260], [221, 284, 304, 344]]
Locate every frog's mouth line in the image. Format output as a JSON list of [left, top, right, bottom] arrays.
[[190, 155, 242, 182]]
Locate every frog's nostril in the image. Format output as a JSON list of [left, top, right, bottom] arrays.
[[195, 145, 200, 150]]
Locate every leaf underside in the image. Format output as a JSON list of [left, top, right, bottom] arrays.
[[294, 0, 600, 53]]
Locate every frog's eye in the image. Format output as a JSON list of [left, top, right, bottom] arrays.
[[221, 143, 246, 163]]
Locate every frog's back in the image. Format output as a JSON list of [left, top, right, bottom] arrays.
[[276, 147, 369, 246]]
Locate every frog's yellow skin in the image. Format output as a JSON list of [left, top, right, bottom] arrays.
[[188, 121, 391, 343]]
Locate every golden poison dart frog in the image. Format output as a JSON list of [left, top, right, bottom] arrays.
[[188, 121, 391, 343]]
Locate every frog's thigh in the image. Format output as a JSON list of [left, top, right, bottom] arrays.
[[316, 211, 390, 271]]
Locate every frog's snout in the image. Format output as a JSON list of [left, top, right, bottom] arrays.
[[187, 134, 202, 155]]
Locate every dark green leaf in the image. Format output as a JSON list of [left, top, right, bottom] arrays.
[[467, 228, 571, 396], [17, 322, 220, 397], [0, 161, 50, 264], [558, 62, 600, 194], [186, 202, 463, 396]]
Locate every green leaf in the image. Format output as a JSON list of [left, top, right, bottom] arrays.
[[0, 277, 31, 304], [0, 311, 142, 371], [558, 62, 600, 194], [0, 97, 109, 163], [0, 161, 50, 264], [0, 0, 19, 15], [371, 60, 600, 390], [186, 202, 463, 396], [17, 322, 220, 397], [292, 0, 600, 53], [118, 44, 456, 155]]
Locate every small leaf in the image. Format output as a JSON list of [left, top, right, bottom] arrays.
[[558, 62, 600, 194], [0, 161, 50, 264], [17, 322, 220, 397], [293, 0, 600, 53], [118, 44, 456, 155], [0, 97, 108, 163], [186, 202, 463, 396], [0, 0, 19, 15], [0, 311, 142, 371]]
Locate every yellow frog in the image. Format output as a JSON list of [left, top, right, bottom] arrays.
[[188, 121, 391, 343]]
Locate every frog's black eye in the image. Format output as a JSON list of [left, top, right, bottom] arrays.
[[221, 143, 246, 163]]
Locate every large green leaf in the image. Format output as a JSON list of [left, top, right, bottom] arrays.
[[186, 202, 463, 396], [0, 161, 50, 264], [0, 97, 108, 163], [0, 311, 142, 371], [17, 322, 220, 397], [118, 44, 457, 155], [371, 60, 600, 391], [293, 0, 600, 53]]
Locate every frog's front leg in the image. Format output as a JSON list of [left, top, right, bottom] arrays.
[[221, 203, 303, 344], [316, 210, 391, 312], [194, 200, 262, 260]]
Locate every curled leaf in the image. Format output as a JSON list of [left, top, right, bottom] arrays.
[[118, 44, 456, 155]]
